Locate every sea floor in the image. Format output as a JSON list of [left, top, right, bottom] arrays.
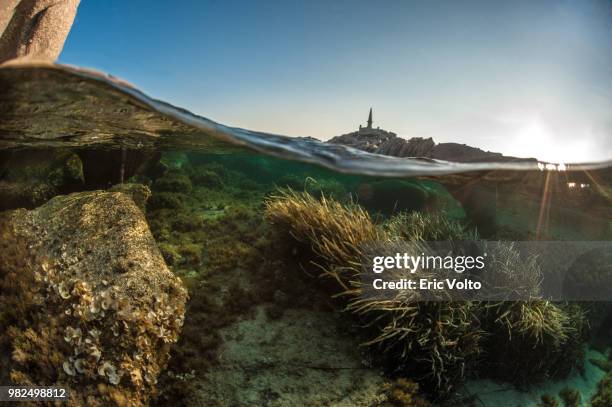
[[160, 298, 609, 406], [193, 306, 385, 406], [460, 347, 607, 407]]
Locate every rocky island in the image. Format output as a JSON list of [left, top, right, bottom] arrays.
[[328, 108, 535, 163]]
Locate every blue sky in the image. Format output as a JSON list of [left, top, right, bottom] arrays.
[[60, 0, 612, 162]]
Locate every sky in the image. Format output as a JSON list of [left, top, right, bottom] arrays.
[[60, 0, 612, 163]]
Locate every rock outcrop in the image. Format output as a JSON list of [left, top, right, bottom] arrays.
[[108, 183, 152, 213], [429, 142, 506, 163], [0, 0, 80, 64], [328, 128, 397, 153], [0, 190, 187, 406], [329, 130, 528, 163], [375, 136, 435, 158]]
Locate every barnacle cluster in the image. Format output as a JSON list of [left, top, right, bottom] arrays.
[[0, 192, 187, 407], [2, 252, 185, 406], [53, 277, 184, 385]]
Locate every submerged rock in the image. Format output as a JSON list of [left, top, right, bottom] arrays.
[[0, 190, 187, 406], [0, 149, 84, 210], [108, 183, 152, 213]]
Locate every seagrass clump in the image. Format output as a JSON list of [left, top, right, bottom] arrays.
[[482, 300, 588, 385], [265, 189, 482, 395], [265, 188, 383, 289], [493, 300, 570, 346], [265, 190, 589, 394], [384, 211, 477, 242], [478, 241, 588, 385]]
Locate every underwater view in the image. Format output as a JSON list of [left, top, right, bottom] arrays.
[[1, 1, 612, 406], [0, 62, 611, 407]]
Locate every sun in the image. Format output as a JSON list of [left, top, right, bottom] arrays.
[[511, 118, 592, 163]]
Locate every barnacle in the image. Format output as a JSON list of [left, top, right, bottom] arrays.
[[64, 326, 82, 344], [89, 328, 101, 341], [74, 358, 86, 374], [130, 368, 143, 387], [91, 349, 102, 363], [98, 361, 120, 385], [144, 371, 157, 385], [63, 360, 76, 376], [89, 300, 101, 315], [57, 281, 71, 299], [99, 290, 113, 310]]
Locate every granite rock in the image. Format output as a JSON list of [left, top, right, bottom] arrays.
[[0, 190, 187, 406], [0, 0, 80, 63]]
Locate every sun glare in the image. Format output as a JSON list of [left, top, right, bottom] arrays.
[[509, 118, 593, 163]]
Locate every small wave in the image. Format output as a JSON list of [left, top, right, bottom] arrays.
[[0, 62, 610, 176]]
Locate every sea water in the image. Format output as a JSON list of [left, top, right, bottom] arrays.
[[0, 64, 610, 406]]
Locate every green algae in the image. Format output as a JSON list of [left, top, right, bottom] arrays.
[[559, 387, 581, 407], [592, 371, 612, 407], [97, 150, 610, 405], [147, 155, 358, 405]]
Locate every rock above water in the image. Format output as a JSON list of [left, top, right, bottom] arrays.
[[328, 130, 532, 163], [375, 136, 435, 158], [0, 0, 80, 63], [328, 128, 397, 153], [0, 190, 187, 406]]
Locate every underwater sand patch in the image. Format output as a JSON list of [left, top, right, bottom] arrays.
[[195, 306, 384, 406]]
